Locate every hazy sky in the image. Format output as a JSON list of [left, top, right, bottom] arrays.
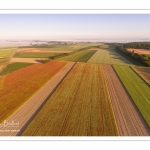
[[0, 14, 150, 40]]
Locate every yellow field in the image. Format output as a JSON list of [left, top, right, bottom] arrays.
[[22, 63, 118, 136]]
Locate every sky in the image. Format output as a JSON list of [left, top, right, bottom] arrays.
[[0, 14, 150, 41]]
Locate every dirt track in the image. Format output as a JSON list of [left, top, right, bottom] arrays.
[[10, 58, 47, 63], [103, 64, 150, 136], [0, 62, 76, 136]]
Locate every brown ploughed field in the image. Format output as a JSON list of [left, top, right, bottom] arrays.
[[103, 64, 150, 136]]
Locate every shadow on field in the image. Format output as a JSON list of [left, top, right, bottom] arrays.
[[35, 59, 44, 63], [103, 49, 132, 64]]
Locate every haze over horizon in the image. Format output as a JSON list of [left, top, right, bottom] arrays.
[[0, 14, 150, 42]]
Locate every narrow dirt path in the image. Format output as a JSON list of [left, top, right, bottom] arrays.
[[10, 58, 47, 63], [0, 62, 76, 136], [102, 64, 150, 136]]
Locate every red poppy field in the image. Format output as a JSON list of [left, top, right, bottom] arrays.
[[0, 60, 68, 123]]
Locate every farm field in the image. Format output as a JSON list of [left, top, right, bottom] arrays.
[[88, 48, 133, 65], [0, 61, 68, 123], [0, 48, 16, 58], [132, 66, 150, 85], [17, 43, 101, 52], [10, 58, 48, 64], [114, 49, 144, 66], [113, 65, 150, 127], [103, 64, 150, 135], [17, 48, 72, 53], [0, 48, 17, 65], [14, 52, 61, 58], [100, 44, 115, 49], [42, 43, 101, 51], [0, 62, 33, 76], [14, 43, 102, 59], [0, 62, 75, 136], [69, 43, 102, 47], [22, 63, 118, 136], [56, 50, 97, 62], [128, 48, 150, 54]]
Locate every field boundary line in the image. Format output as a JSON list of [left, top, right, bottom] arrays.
[[19, 62, 76, 135], [101, 65, 119, 135]]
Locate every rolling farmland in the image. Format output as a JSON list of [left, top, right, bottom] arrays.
[[103, 64, 150, 135], [88, 49, 133, 65], [22, 63, 118, 136], [17, 43, 101, 52], [0, 61, 68, 123], [0, 43, 149, 136], [132, 66, 150, 85], [113, 65, 150, 127], [57, 50, 97, 62]]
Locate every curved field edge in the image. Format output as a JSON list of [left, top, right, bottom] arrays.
[[103, 64, 150, 136], [0, 61, 68, 123], [22, 63, 118, 136], [113, 65, 150, 127], [0, 62, 33, 76]]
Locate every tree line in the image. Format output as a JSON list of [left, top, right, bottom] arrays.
[[115, 43, 150, 66], [123, 42, 150, 49]]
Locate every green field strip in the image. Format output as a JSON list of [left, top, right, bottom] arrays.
[[113, 65, 150, 126], [57, 50, 97, 62]]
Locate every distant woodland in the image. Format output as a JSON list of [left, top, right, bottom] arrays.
[[115, 42, 150, 66], [123, 42, 150, 49]]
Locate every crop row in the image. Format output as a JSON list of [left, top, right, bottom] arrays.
[[103, 64, 150, 135], [22, 63, 118, 136]]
